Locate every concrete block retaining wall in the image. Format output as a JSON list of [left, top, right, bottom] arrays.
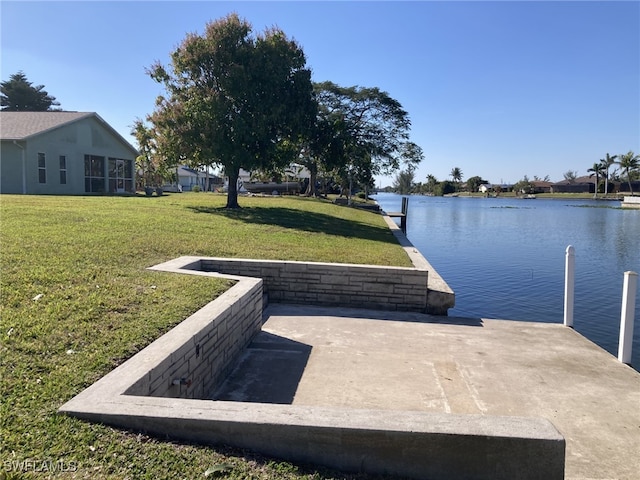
[[124, 277, 263, 399], [195, 257, 431, 313], [60, 256, 564, 479]]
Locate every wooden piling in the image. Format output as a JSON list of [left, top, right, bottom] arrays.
[[387, 197, 409, 233]]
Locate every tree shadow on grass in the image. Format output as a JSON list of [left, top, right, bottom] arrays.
[[187, 206, 400, 245]]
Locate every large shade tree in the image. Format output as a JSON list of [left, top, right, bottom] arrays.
[[466, 175, 487, 194], [311, 81, 423, 195], [146, 14, 316, 208], [296, 106, 352, 197], [131, 118, 170, 189], [393, 166, 416, 194], [1, 71, 60, 111]]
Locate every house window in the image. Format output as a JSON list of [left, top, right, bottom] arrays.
[[38, 153, 46, 183], [84, 155, 105, 192], [108, 158, 134, 193], [59, 155, 67, 184]]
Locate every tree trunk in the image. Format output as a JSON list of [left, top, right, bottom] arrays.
[[625, 169, 634, 196], [226, 166, 241, 208]]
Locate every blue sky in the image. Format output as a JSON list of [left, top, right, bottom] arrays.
[[2, 1, 638, 186]]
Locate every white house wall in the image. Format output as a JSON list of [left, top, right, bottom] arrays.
[[1, 116, 137, 195]]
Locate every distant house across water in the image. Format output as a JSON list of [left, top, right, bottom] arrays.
[[551, 176, 597, 194], [479, 183, 514, 193], [531, 181, 553, 194], [0, 111, 138, 195]]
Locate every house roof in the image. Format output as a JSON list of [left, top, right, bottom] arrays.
[[0, 111, 93, 140], [553, 175, 595, 185], [178, 166, 202, 176], [0, 111, 138, 155]]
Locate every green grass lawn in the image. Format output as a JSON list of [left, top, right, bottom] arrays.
[[0, 193, 410, 480]]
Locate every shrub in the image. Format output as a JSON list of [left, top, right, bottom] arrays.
[[435, 181, 456, 196]]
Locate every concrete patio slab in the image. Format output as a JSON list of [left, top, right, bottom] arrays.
[[214, 303, 640, 480]]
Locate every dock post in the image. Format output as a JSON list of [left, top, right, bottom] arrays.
[[564, 245, 575, 328], [400, 197, 408, 233], [618, 271, 638, 364]]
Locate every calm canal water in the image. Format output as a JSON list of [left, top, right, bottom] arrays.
[[374, 192, 640, 368]]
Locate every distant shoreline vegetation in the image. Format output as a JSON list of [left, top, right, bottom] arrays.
[[376, 190, 629, 201], [386, 153, 640, 197]]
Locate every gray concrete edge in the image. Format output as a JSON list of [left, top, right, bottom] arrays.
[[61, 392, 565, 479], [59, 270, 261, 402]]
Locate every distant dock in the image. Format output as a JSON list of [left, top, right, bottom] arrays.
[[621, 195, 640, 209]]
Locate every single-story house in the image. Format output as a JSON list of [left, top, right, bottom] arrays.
[[479, 183, 514, 193], [161, 165, 223, 192], [531, 181, 553, 193], [1, 111, 138, 195], [551, 176, 596, 194], [619, 180, 640, 193]]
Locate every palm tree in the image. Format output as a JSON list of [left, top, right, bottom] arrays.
[[587, 162, 605, 198], [600, 153, 617, 198], [450, 167, 463, 185], [617, 151, 640, 195], [563, 170, 578, 183], [425, 174, 437, 195]]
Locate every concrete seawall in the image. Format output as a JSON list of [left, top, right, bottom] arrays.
[[622, 195, 640, 208], [381, 213, 455, 313]]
